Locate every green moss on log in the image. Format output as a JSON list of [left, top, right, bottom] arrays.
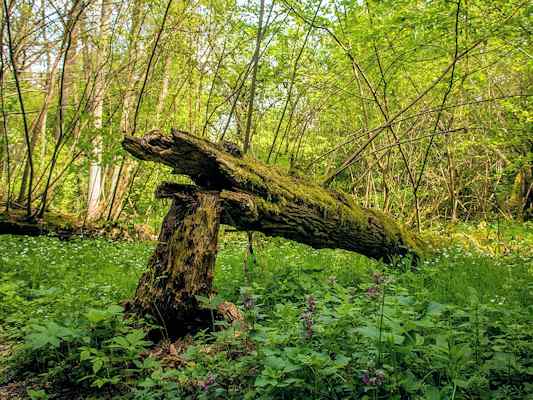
[[122, 131, 427, 263]]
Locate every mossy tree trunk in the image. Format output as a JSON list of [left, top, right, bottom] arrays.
[[510, 166, 533, 221], [157, 182, 423, 264], [123, 129, 426, 334], [130, 190, 222, 336], [123, 130, 426, 263]]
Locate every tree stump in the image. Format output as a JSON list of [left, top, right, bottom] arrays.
[[131, 190, 221, 336]]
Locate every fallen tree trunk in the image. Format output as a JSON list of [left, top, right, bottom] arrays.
[[122, 130, 425, 335], [123, 130, 425, 263], [0, 209, 156, 241], [0, 208, 82, 239], [156, 182, 422, 263]]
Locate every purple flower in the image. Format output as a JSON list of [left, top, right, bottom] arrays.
[[200, 374, 215, 391], [375, 369, 385, 386], [366, 286, 380, 298], [243, 296, 254, 310], [302, 311, 313, 338], [301, 295, 317, 338], [307, 295, 316, 313], [362, 369, 386, 386]]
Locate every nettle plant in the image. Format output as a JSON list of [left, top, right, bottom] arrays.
[[167, 250, 532, 400], [17, 305, 155, 390], [2, 234, 531, 399]]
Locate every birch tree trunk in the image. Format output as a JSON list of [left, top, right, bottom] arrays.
[[154, 56, 171, 128], [104, 0, 142, 221], [87, 0, 111, 221]]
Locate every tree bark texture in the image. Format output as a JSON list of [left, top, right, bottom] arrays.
[[130, 190, 222, 336]]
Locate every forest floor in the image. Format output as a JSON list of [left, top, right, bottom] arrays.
[[0, 222, 532, 399]]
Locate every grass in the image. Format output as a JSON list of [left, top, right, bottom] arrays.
[[0, 222, 532, 399]]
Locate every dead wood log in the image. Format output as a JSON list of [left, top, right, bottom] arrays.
[[0, 209, 155, 241], [122, 130, 426, 335], [130, 190, 222, 336], [123, 130, 425, 263], [0, 210, 88, 240]]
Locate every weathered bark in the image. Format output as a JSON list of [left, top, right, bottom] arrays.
[[0, 213, 75, 239], [0, 209, 157, 240], [122, 130, 425, 264], [130, 190, 222, 336], [156, 183, 419, 263], [510, 165, 533, 221]]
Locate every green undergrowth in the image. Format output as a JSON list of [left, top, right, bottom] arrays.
[[0, 223, 532, 399]]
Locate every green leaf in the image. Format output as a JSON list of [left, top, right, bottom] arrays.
[[489, 352, 518, 371], [27, 389, 48, 400], [424, 386, 442, 400], [254, 376, 272, 387], [80, 349, 92, 362], [264, 355, 289, 370], [454, 378, 469, 388], [435, 335, 448, 349], [356, 325, 380, 339], [92, 378, 108, 388], [415, 334, 424, 346], [334, 354, 350, 368], [427, 302, 446, 316], [92, 358, 104, 374], [86, 309, 108, 324]]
